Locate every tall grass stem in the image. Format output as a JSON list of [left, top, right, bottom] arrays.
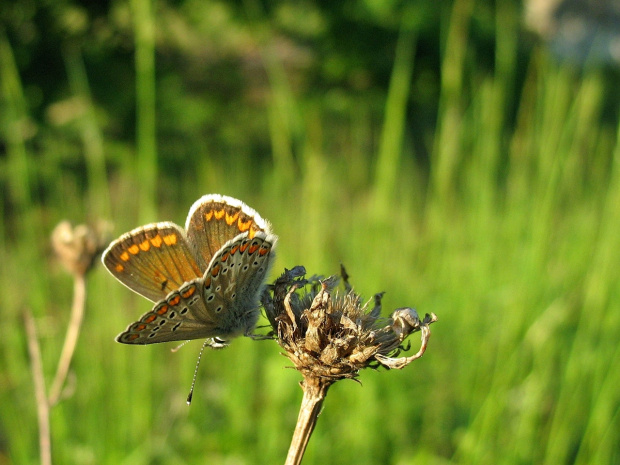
[[131, 0, 158, 221]]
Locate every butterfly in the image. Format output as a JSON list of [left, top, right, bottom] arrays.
[[102, 194, 277, 345]]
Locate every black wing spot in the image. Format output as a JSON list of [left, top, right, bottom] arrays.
[[172, 322, 182, 331], [207, 294, 215, 302], [160, 279, 168, 291], [180, 307, 189, 314]]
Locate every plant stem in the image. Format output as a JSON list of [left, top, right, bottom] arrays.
[[24, 310, 52, 465], [131, 0, 158, 223], [285, 376, 332, 465], [49, 273, 86, 405]]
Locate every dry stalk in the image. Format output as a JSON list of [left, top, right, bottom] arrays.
[[48, 272, 86, 405], [285, 375, 331, 465], [24, 309, 52, 465]]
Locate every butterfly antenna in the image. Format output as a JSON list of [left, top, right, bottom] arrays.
[[186, 339, 209, 405], [171, 340, 190, 353]]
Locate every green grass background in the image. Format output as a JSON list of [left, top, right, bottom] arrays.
[[2, 1, 620, 464]]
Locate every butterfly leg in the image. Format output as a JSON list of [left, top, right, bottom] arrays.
[[208, 337, 230, 349]]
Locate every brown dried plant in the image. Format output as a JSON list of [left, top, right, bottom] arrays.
[[25, 221, 109, 465], [262, 266, 437, 465], [48, 220, 110, 404]]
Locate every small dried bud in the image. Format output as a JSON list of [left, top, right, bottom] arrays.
[[51, 221, 111, 276], [262, 267, 437, 382], [391, 307, 420, 340]]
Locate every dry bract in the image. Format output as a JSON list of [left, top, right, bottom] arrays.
[[262, 266, 437, 381]]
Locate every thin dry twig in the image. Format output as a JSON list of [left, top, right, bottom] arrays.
[[48, 272, 86, 405], [24, 309, 52, 465]]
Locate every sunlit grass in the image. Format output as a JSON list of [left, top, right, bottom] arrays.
[[1, 4, 620, 465]]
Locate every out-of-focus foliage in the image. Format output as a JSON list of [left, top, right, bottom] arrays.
[[2, 1, 620, 464]]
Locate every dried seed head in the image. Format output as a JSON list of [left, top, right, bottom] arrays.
[[262, 266, 437, 382], [51, 221, 111, 276]]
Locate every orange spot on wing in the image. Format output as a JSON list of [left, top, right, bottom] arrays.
[[204, 276, 212, 288], [134, 324, 147, 331], [120, 251, 130, 261], [205, 210, 214, 221], [150, 235, 163, 247], [163, 234, 177, 246], [238, 219, 253, 234], [181, 286, 196, 298], [221, 251, 229, 262], [230, 244, 240, 254], [259, 245, 270, 256], [240, 241, 250, 253], [144, 314, 158, 323], [225, 211, 240, 225], [115, 264, 124, 272], [249, 243, 260, 254], [128, 244, 140, 255], [211, 264, 221, 277], [214, 208, 225, 220], [168, 295, 181, 306], [125, 334, 140, 341], [139, 240, 150, 251]]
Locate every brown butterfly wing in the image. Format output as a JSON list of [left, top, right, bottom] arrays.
[[184, 194, 272, 269], [115, 279, 219, 344], [102, 222, 203, 302]]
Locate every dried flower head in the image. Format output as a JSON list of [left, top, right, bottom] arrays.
[[262, 266, 437, 381], [262, 266, 437, 465], [51, 221, 111, 276]]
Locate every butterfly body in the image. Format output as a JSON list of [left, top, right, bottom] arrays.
[[102, 194, 277, 345]]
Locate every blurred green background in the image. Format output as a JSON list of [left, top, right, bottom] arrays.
[[2, 0, 620, 463]]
